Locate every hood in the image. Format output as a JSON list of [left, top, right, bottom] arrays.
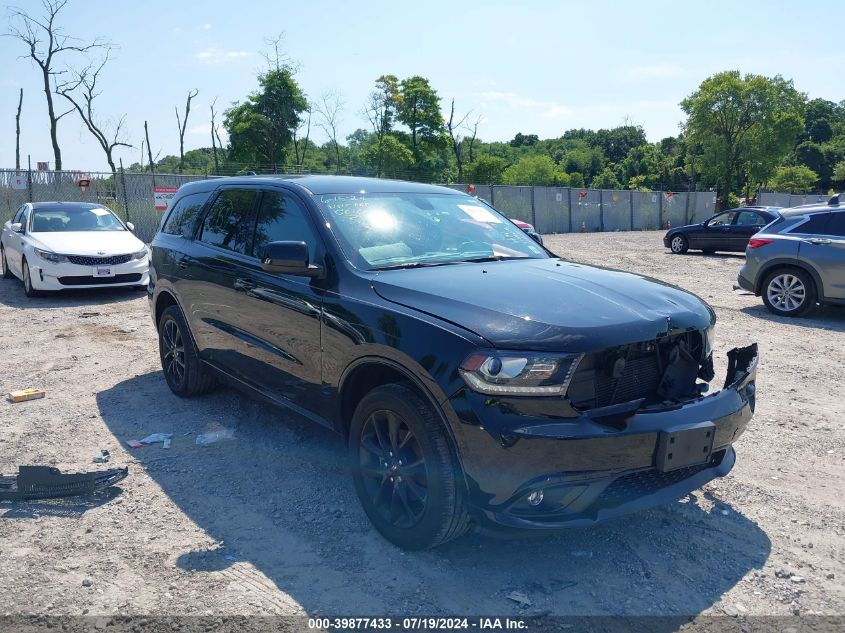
[[667, 223, 702, 234], [29, 231, 145, 255], [372, 258, 714, 352]]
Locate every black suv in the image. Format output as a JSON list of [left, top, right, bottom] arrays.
[[149, 176, 759, 550]]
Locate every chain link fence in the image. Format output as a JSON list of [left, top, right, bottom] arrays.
[[3, 168, 819, 243]]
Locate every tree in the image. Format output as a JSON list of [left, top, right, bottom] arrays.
[[768, 166, 818, 193], [7, 0, 107, 170], [509, 132, 539, 148], [446, 99, 471, 182], [832, 161, 845, 187], [501, 155, 567, 186], [175, 89, 198, 173], [592, 167, 622, 189], [56, 50, 131, 175], [681, 71, 805, 201], [398, 76, 443, 166], [143, 120, 159, 173], [316, 91, 344, 173], [292, 101, 312, 166], [15, 89, 23, 170], [364, 75, 402, 177], [224, 67, 307, 171], [361, 135, 413, 176], [464, 155, 506, 184]]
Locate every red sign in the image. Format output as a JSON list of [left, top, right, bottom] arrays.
[[578, 191, 587, 201], [37, 162, 49, 171], [664, 191, 674, 200], [154, 186, 178, 212]]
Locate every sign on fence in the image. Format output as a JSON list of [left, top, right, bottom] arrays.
[[10, 173, 26, 190], [153, 186, 178, 212]]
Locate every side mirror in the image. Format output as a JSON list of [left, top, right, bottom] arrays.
[[126, 221, 135, 232], [10, 222, 23, 234], [260, 241, 322, 277]]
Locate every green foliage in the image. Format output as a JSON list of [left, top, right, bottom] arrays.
[[833, 160, 845, 185], [224, 67, 307, 168], [361, 134, 413, 176], [681, 71, 805, 199], [397, 76, 444, 164], [726, 192, 741, 209], [501, 155, 567, 186], [464, 155, 507, 184], [592, 167, 622, 190], [567, 172, 585, 188], [768, 165, 819, 193]]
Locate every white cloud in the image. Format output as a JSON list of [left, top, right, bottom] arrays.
[[197, 23, 212, 30], [477, 91, 572, 119], [195, 47, 250, 64], [189, 124, 211, 136]]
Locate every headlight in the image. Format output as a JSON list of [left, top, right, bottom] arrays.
[[459, 350, 583, 396], [34, 248, 66, 264], [703, 324, 716, 358], [132, 247, 148, 260]]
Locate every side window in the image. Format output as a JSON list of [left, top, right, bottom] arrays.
[[791, 213, 831, 235], [199, 189, 259, 255], [20, 207, 31, 232], [12, 205, 26, 224], [162, 192, 211, 238], [826, 212, 845, 237], [252, 190, 318, 262], [735, 211, 765, 226], [709, 211, 736, 226]]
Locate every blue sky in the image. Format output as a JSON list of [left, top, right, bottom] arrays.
[[2, 0, 844, 172]]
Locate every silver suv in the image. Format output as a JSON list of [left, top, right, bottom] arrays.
[[737, 197, 845, 316]]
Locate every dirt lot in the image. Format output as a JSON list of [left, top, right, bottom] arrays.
[[0, 231, 843, 620]]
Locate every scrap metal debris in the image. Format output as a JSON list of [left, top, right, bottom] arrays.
[[127, 433, 173, 448], [0, 465, 127, 501]]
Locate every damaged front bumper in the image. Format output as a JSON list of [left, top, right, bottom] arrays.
[[444, 344, 758, 530]]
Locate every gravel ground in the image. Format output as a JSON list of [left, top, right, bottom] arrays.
[[0, 230, 843, 620]]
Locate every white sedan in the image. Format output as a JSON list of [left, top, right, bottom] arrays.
[[1, 202, 149, 297]]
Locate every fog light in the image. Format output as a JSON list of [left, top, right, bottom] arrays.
[[527, 490, 544, 506]]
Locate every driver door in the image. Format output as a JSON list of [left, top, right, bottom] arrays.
[[693, 211, 735, 251], [4, 205, 29, 277]]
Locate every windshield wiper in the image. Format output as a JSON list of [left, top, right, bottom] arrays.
[[460, 255, 529, 263], [371, 261, 462, 271]]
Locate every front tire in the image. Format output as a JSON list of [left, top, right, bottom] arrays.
[[762, 268, 817, 317], [22, 258, 42, 297], [669, 234, 688, 254], [0, 247, 13, 279], [349, 383, 469, 550], [158, 305, 216, 397]]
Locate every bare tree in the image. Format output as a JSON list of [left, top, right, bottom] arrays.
[[466, 114, 483, 165], [7, 0, 107, 170], [15, 89, 23, 171], [292, 101, 312, 167], [144, 120, 155, 173], [261, 32, 299, 73], [210, 98, 220, 174], [175, 89, 198, 173], [446, 98, 470, 182], [56, 51, 131, 175], [316, 92, 344, 174]]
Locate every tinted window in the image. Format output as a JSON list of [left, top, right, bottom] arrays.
[[200, 189, 259, 255], [162, 192, 210, 237], [735, 211, 765, 226], [12, 206, 25, 224], [791, 213, 831, 235], [252, 191, 318, 261], [827, 211, 845, 237], [709, 211, 736, 226]]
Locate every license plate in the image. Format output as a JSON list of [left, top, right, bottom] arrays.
[[655, 421, 715, 472], [94, 266, 114, 277]]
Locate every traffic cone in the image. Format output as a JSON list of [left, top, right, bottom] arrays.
[[580, 220, 587, 233], [664, 219, 671, 230]]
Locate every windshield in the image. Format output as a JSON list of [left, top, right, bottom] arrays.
[[30, 207, 126, 232], [316, 193, 547, 270]]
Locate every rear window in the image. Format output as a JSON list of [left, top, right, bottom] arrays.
[[162, 192, 211, 238], [827, 211, 845, 237], [789, 213, 830, 235]]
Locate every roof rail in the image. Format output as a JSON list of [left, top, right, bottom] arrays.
[[829, 192, 841, 206]]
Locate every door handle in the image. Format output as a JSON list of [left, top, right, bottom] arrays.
[[805, 238, 832, 245], [174, 255, 192, 269], [234, 278, 257, 292]]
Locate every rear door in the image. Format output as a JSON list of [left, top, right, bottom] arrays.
[[731, 210, 769, 251], [798, 211, 845, 300]]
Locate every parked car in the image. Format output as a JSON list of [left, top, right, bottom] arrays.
[[737, 197, 845, 316], [664, 206, 781, 254], [510, 219, 543, 245], [148, 176, 758, 550], [1, 202, 149, 297]]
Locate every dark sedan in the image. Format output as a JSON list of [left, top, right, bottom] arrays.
[[664, 206, 781, 254]]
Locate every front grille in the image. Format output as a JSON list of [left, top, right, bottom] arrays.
[[566, 331, 706, 410], [594, 450, 725, 511], [67, 254, 132, 266], [58, 273, 142, 286]]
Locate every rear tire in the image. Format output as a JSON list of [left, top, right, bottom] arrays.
[[762, 268, 817, 317], [669, 234, 688, 254], [22, 258, 42, 297], [158, 305, 216, 396], [0, 247, 12, 279], [349, 383, 469, 550]]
